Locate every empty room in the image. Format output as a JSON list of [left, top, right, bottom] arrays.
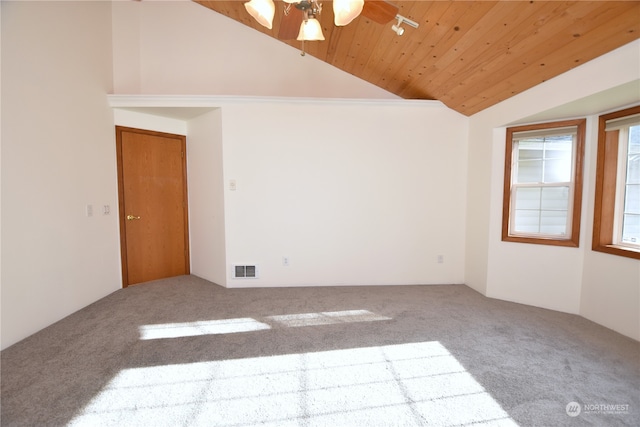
[[1, 1, 639, 426]]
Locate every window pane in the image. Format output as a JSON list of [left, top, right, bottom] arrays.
[[627, 126, 640, 185], [518, 142, 543, 159], [618, 124, 640, 248], [516, 137, 572, 184], [628, 154, 640, 185], [540, 210, 568, 235], [629, 125, 640, 154], [517, 160, 543, 183], [544, 140, 572, 160], [512, 186, 570, 236], [624, 183, 640, 214], [513, 210, 540, 233], [621, 213, 640, 245], [515, 187, 541, 210], [541, 187, 570, 210], [516, 141, 542, 183], [543, 137, 572, 182], [544, 159, 571, 182]]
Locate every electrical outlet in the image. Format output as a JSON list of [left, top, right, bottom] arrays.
[[437, 255, 444, 264], [283, 257, 290, 267]]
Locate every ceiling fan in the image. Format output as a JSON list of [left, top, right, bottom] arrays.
[[244, 0, 402, 41]]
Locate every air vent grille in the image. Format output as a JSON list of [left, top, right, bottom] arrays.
[[233, 265, 258, 279]]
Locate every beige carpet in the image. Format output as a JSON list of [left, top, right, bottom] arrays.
[[1, 275, 638, 426]]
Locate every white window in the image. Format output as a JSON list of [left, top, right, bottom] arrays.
[[503, 119, 585, 247], [600, 112, 640, 250]]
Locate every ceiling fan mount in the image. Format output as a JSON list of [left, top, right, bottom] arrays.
[[287, 0, 321, 20], [293, 1, 313, 12]]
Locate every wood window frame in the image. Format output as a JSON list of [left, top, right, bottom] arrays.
[[592, 105, 640, 260], [502, 119, 586, 247]]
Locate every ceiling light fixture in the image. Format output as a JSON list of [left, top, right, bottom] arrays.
[[245, 0, 365, 33], [287, 0, 324, 41], [244, 1, 414, 55], [244, 0, 276, 30], [392, 14, 419, 36], [334, 0, 364, 26], [297, 17, 325, 41], [391, 19, 404, 36]]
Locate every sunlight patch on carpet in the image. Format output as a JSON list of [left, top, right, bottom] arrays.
[[139, 310, 391, 340], [267, 309, 392, 327], [139, 318, 271, 340], [69, 341, 518, 426]]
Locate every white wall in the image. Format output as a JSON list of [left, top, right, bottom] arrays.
[[220, 100, 468, 287], [111, 0, 141, 94], [113, 109, 188, 136], [1, 1, 120, 349], [111, 0, 398, 100], [187, 110, 227, 286], [467, 40, 640, 339]]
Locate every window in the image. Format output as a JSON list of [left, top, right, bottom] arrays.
[[593, 105, 640, 259], [502, 119, 586, 247]]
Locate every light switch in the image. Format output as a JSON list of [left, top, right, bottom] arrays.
[[86, 204, 93, 217], [103, 205, 110, 215]]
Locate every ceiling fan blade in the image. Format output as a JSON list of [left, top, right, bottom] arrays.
[[361, 1, 399, 24], [278, 8, 304, 40]]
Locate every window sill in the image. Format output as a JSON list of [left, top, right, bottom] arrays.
[[592, 244, 640, 260], [503, 235, 579, 247]]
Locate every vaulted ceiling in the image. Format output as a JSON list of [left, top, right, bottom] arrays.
[[195, 1, 639, 116]]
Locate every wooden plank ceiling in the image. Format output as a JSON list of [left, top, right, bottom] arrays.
[[195, 1, 640, 116]]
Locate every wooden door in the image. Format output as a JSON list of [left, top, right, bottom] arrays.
[[116, 126, 190, 287]]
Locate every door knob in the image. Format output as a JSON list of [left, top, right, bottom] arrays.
[[127, 215, 141, 220]]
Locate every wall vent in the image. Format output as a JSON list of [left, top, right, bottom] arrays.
[[233, 265, 258, 279]]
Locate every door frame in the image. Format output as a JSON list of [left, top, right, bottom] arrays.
[[115, 126, 191, 287]]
